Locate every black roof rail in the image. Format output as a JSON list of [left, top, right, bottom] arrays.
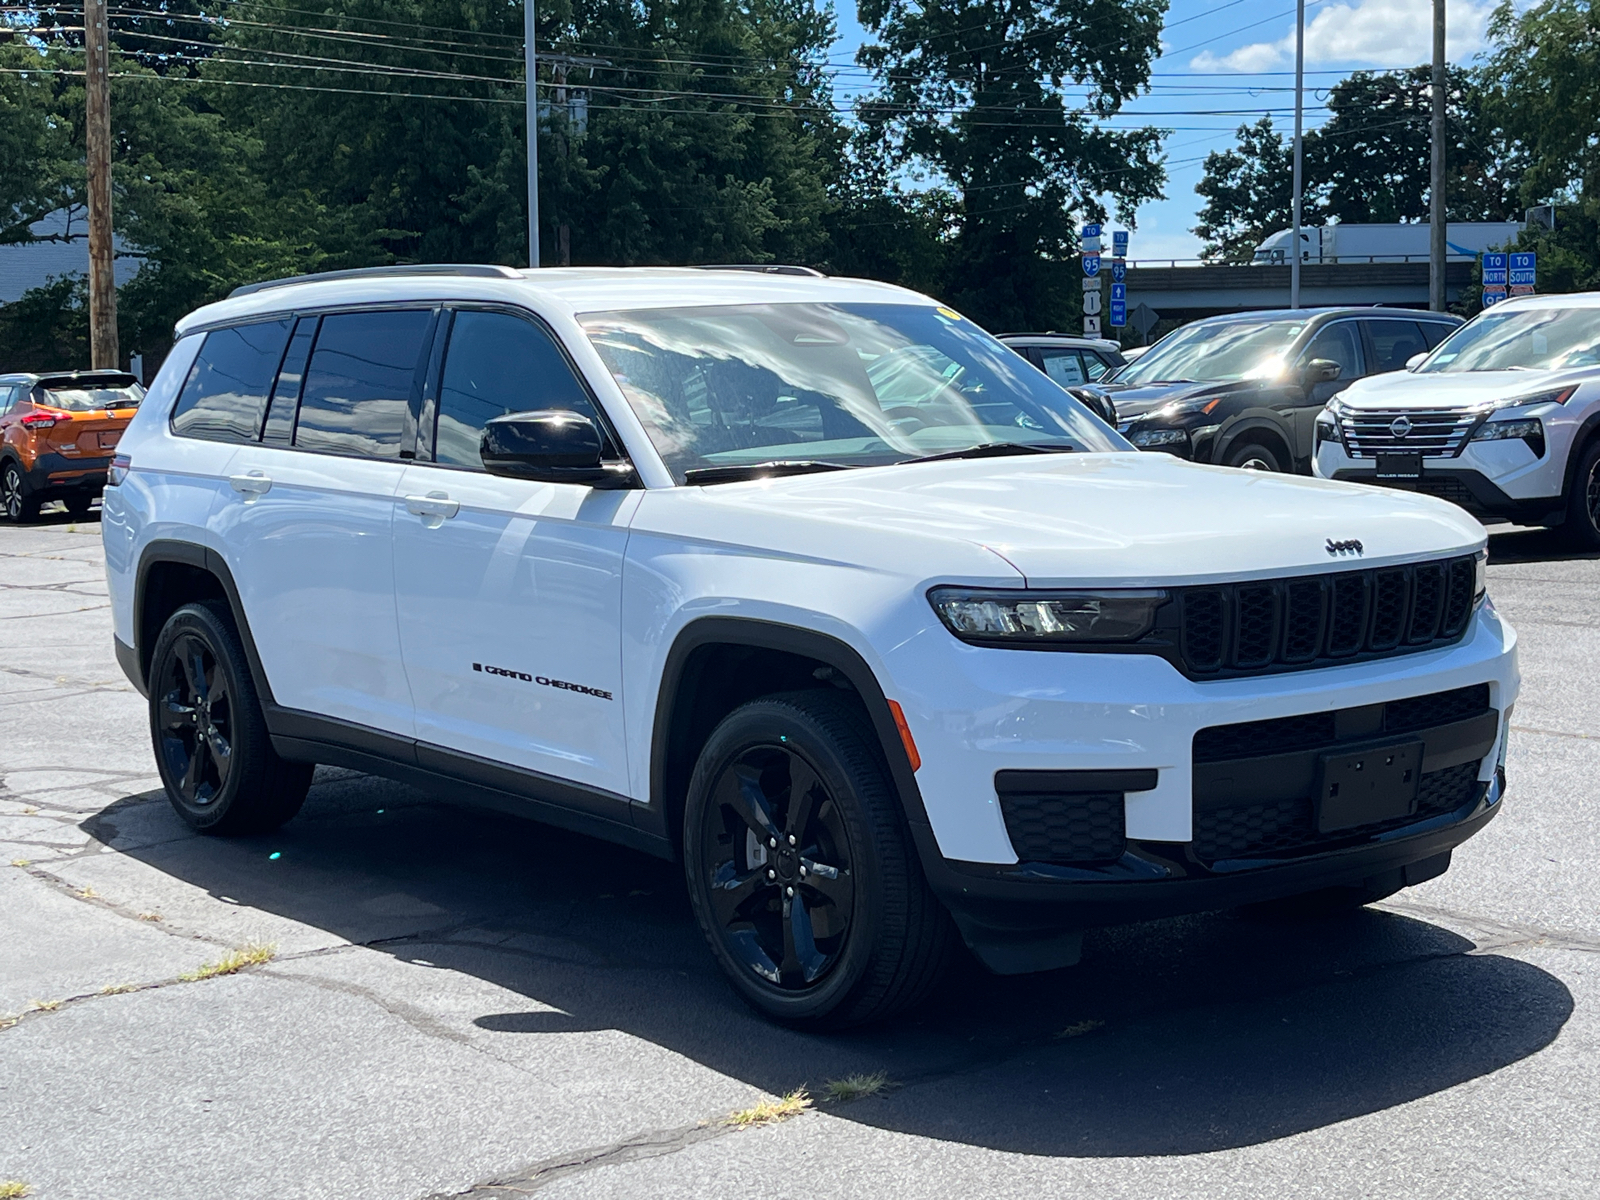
[[694, 264, 827, 277], [229, 263, 523, 299]]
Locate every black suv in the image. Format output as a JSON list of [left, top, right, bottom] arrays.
[[1081, 308, 1462, 473]]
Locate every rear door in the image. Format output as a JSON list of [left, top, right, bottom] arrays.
[[213, 307, 436, 736], [390, 305, 639, 802], [1361, 318, 1431, 375]]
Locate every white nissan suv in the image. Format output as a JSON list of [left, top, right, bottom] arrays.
[[103, 265, 1519, 1028], [1315, 292, 1600, 546]]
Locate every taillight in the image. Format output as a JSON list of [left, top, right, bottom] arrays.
[[108, 454, 131, 486], [20, 409, 66, 429]]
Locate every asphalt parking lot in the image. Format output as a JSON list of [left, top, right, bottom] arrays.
[[2, 509, 1597, 1199]]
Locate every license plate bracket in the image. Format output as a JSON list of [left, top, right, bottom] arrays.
[[1375, 452, 1422, 479], [1315, 739, 1423, 833]]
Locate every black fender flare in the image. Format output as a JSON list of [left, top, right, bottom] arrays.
[[647, 615, 943, 871], [133, 539, 276, 705], [1212, 412, 1297, 469]]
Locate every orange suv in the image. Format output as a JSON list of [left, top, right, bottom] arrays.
[[0, 370, 144, 521]]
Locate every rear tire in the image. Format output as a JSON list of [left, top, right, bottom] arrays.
[[2, 461, 40, 523], [1225, 440, 1284, 472], [683, 690, 956, 1029], [149, 600, 312, 835], [1563, 438, 1600, 550]]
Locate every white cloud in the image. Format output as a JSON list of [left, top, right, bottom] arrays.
[[1190, 0, 1493, 73]]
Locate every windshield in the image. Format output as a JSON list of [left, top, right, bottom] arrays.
[[1419, 307, 1600, 373], [38, 384, 144, 412], [1115, 319, 1306, 385], [578, 303, 1127, 482]]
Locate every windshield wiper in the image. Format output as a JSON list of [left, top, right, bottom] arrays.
[[898, 442, 1073, 466], [683, 460, 854, 485]]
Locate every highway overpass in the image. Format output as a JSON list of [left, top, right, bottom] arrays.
[[1123, 260, 1475, 322]]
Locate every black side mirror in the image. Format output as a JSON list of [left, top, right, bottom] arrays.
[[1302, 358, 1342, 385], [480, 410, 636, 488]]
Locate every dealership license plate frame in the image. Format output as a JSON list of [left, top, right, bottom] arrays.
[[1314, 738, 1424, 833], [1375, 452, 1423, 480]]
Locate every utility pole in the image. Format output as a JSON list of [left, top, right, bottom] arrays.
[[84, 0, 118, 368], [524, 0, 539, 268], [1290, 0, 1305, 309], [1428, 0, 1447, 311]]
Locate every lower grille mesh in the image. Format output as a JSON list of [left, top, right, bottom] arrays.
[[999, 791, 1126, 865]]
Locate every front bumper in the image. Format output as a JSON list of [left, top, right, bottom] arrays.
[[926, 772, 1500, 971]]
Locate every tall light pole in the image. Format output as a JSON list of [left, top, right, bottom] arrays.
[[84, 0, 118, 368], [525, 0, 540, 269], [1429, 0, 1446, 310], [1290, 0, 1305, 309]]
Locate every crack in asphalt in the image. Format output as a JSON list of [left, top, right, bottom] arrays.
[[1511, 724, 1598, 742]]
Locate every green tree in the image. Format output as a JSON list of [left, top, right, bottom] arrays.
[[1193, 116, 1294, 263], [855, 0, 1167, 330], [1481, 0, 1600, 290]]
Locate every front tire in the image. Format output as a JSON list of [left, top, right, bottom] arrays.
[[1225, 440, 1284, 472], [1563, 438, 1600, 550], [683, 691, 955, 1029], [2, 461, 40, 523], [64, 493, 95, 520], [149, 601, 312, 835]]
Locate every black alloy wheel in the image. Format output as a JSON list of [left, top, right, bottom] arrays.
[[2, 461, 39, 523], [683, 690, 955, 1029], [698, 742, 856, 991], [156, 628, 236, 810], [148, 601, 312, 834], [1567, 439, 1600, 549]]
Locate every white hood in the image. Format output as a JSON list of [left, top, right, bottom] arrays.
[[640, 452, 1485, 587], [1338, 365, 1600, 410]]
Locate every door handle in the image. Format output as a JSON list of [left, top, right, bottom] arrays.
[[405, 491, 460, 528], [229, 471, 272, 498]]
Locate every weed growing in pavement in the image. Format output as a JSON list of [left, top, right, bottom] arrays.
[[99, 983, 137, 995], [0, 1179, 33, 1198], [823, 1072, 891, 1103], [28, 999, 61, 1012], [180, 944, 276, 981], [136, 911, 163, 921], [726, 1088, 812, 1127], [74, 886, 98, 899], [9, 860, 29, 868]]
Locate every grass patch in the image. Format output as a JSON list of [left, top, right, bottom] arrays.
[[180, 943, 276, 981], [75, 886, 98, 900], [0, 1180, 32, 1198], [1054, 1019, 1106, 1039], [9, 860, 29, 869], [100, 983, 137, 996], [726, 1088, 812, 1127], [823, 1071, 890, 1103], [136, 911, 163, 922], [28, 999, 61, 1012]]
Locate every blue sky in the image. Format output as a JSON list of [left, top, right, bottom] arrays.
[[829, 0, 1500, 261]]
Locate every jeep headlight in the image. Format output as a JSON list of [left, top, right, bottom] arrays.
[[929, 588, 1167, 643]]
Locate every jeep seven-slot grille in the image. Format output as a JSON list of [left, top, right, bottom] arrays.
[[1175, 556, 1476, 677], [1337, 406, 1483, 457]]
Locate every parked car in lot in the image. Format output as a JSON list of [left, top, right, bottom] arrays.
[[1080, 308, 1461, 472], [998, 333, 1126, 426], [1315, 293, 1600, 547], [0, 369, 144, 521], [103, 265, 1517, 1028]]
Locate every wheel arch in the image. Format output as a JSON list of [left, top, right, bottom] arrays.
[[134, 541, 274, 705], [648, 617, 930, 862], [1559, 407, 1600, 501], [1215, 417, 1295, 472]]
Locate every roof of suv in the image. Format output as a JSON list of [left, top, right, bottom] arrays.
[[998, 333, 1125, 354], [178, 265, 930, 337], [1190, 306, 1462, 325]]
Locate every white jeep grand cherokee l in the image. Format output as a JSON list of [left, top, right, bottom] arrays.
[[103, 265, 1519, 1028]]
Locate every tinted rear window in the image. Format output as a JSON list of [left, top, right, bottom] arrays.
[[1365, 319, 1430, 374], [294, 310, 433, 458], [171, 320, 292, 442]]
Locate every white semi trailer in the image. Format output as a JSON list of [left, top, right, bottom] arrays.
[[1252, 221, 1525, 264]]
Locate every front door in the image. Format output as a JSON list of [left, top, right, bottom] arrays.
[[390, 306, 638, 802], [1290, 321, 1364, 459]]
